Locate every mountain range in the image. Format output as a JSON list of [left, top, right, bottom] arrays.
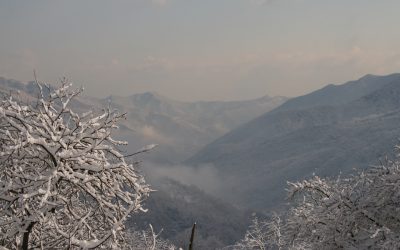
[[4, 73, 400, 248], [0, 76, 287, 164], [186, 73, 400, 210], [100, 91, 287, 163], [0, 76, 285, 248]]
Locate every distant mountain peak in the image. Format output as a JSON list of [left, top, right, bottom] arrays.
[[360, 74, 377, 80], [129, 91, 172, 104]]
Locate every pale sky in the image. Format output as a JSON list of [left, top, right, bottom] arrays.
[[1, 0, 400, 101]]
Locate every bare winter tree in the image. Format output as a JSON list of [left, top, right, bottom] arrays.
[[0, 79, 151, 249], [283, 164, 400, 249], [124, 225, 178, 250], [233, 155, 400, 249], [231, 215, 286, 250]]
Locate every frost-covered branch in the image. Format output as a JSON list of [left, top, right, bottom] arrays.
[[124, 225, 178, 250], [234, 156, 400, 249], [232, 215, 284, 250], [0, 79, 151, 249]]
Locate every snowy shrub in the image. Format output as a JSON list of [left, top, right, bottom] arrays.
[[124, 225, 178, 250], [234, 156, 400, 249], [232, 215, 284, 250], [0, 79, 151, 249]]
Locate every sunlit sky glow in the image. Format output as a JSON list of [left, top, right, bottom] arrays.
[[1, 0, 400, 101]]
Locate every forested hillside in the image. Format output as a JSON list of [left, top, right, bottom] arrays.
[[187, 74, 400, 210]]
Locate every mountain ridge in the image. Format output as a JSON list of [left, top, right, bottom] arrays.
[[186, 73, 400, 210], [0, 76, 288, 164]]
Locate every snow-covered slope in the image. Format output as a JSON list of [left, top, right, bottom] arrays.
[[128, 178, 249, 249], [272, 73, 400, 112], [103, 92, 287, 163], [186, 74, 400, 210]]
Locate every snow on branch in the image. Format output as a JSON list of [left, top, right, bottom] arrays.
[[0, 79, 151, 249], [233, 157, 400, 249], [124, 225, 178, 250]]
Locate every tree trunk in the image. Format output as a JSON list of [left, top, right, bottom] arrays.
[[22, 222, 35, 250], [188, 222, 196, 250]]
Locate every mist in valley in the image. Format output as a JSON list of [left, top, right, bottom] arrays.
[[2, 1, 400, 249]]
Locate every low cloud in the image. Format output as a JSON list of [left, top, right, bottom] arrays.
[[140, 125, 172, 145], [142, 163, 224, 195]]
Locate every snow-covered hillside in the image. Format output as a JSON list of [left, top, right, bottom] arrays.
[[186, 73, 400, 210]]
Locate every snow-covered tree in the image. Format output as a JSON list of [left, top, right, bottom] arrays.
[[234, 155, 400, 249], [232, 216, 283, 250], [284, 163, 400, 249], [125, 225, 178, 250], [0, 79, 151, 249]]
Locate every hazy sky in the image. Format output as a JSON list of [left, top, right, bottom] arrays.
[[1, 0, 400, 101]]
